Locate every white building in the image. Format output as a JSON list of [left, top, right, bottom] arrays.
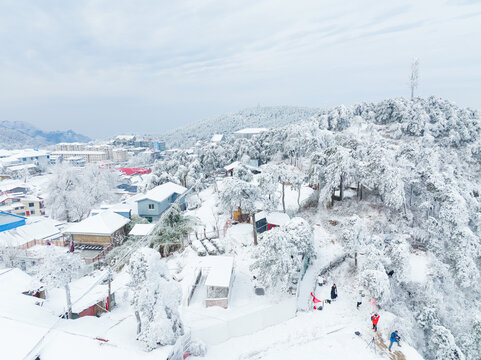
[[113, 149, 129, 162], [0, 149, 50, 171], [233, 128, 268, 139]]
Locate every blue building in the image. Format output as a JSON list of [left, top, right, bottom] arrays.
[[0, 211, 27, 232], [136, 182, 187, 222]]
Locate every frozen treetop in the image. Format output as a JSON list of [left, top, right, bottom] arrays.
[[204, 256, 234, 288], [129, 223, 156, 236], [64, 211, 130, 236], [136, 182, 187, 203]]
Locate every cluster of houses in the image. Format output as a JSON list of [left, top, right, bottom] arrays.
[[0, 181, 188, 268]]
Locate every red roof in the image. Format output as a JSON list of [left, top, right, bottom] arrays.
[[116, 168, 151, 176]]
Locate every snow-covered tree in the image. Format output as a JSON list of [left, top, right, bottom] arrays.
[[341, 215, 368, 268], [35, 248, 83, 319], [428, 325, 465, 360], [127, 248, 183, 350], [149, 204, 196, 255], [46, 164, 118, 222], [250, 218, 314, 293]]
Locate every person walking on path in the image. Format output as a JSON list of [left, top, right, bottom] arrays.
[[356, 290, 363, 310], [371, 313, 380, 332], [389, 330, 401, 352], [330, 284, 338, 301]]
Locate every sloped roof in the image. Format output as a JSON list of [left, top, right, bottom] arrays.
[[223, 161, 241, 171], [129, 223, 155, 236], [64, 211, 130, 236], [136, 182, 187, 203], [0, 218, 59, 246]]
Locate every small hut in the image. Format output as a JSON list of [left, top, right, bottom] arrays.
[[204, 256, 234, 309]]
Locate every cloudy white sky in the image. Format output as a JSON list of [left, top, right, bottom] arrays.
[[0, 0, 480, 137]]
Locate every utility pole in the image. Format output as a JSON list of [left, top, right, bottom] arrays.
[[410, 58, 419, 100], [252, 212, 258, 246]]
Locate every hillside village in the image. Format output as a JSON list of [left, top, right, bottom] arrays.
[[1, 98, 480, 360]]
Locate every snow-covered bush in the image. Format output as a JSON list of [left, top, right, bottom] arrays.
[[128, 248, 183, 350]]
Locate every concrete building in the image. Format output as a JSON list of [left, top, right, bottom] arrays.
[[20, 197, 45, 216], [51, 151, 109, 164], [113, 149, 128, 162], [136, 182, 187, 222], [0, 149, 50, 171]]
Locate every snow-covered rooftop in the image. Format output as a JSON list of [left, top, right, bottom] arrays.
[[0, 217, 62, 246], [234, 128, 268, 134], [204, 256, 234, 288], [211, 134, 224, 142], [266, 212, 290, 226], [136, 182, 187, 203], [64, 211, 130, 236], [0, 268, 41, 293], [223, 161, 241, 171], [129, 223, 155, 236], [256, 211, 290, 226]]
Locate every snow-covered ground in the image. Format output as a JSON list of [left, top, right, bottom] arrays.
[[1, 179, 425, 359]]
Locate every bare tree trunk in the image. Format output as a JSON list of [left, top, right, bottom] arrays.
[[135, 310, 142, 335], [354, 252, 358, 268], [339, 175, 344, 201], [65, 284, 72, 319], [282, 183, 286, 213], [297, 186, 301, 209], [108, 274, 112, 311], [360, 184, 363, 201], [252, 213, 258, 246]]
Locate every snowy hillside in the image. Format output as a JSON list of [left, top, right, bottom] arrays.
[[0, 120, 90, 149], [2, 96, 480, 360], [160, 106, 321, 148], [147, 96, 481, 360]]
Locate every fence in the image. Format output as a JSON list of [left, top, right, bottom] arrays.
[[83, 245, 113, 265], [17, 238, 66, 250], [186, 268, 202, 306]]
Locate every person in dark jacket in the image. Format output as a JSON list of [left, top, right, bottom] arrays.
[[330, 284, 338, 301], [389, 330, 401, 352]]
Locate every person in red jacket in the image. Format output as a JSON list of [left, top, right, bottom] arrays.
[[371, 313, 380, 332]]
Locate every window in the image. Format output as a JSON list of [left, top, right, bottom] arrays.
[[148, 203, 155, 209], [31, 210, 35, 215], [29, 203, 34, 207], [22, 158, 26, 161]]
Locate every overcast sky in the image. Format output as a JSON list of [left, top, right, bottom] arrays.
[[0, 0, 480, 138]]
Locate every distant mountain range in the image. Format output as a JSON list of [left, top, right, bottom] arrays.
[[161, 106, 322, 148], [0, 120, 90, 149]]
